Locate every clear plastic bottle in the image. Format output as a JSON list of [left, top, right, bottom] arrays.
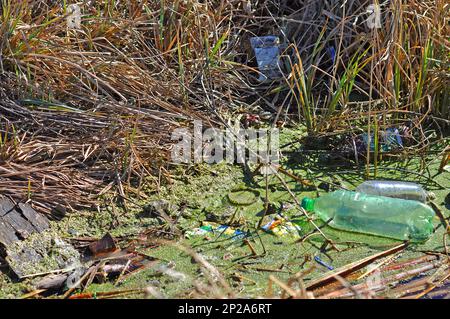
[[356, 180, 430, 202], [301, 190, 435, 241]]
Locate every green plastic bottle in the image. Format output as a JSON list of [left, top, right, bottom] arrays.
[[301, 190, 435, 241]]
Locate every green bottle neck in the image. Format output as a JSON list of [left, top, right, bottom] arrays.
[[301, 197, 315, 212]]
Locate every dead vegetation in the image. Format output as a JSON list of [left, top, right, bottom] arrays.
[[0, 0, 448, 299], [0, 0, 448, 213]]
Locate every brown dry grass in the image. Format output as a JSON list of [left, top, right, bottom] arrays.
[[0, 0, 448, 214]]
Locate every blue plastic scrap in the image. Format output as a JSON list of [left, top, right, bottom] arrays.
[[362, 127, 403, 151], [185, 222, 248, 241], [327, 46, 336, 64], [384, 128, 403, 148], [250, 36, 281, 81], [314, 255, 334, 271]]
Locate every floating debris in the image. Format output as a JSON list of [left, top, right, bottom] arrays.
[[185, 222, 248, 241], [261, 215, 301, 239], [361, 127, 403, 152], [301, 190, 435, 241], [314, 256, 334, 271], [356, 180, 432, 203]]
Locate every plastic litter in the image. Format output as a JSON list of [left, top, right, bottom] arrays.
[[327, 46, 336, 64], [261, 215, 301, 239], [250, 36, 281, 81], [301, 190, 435, 242], [314, 256, 334, 270], [67, 4, 81, 30], [361, 127, 403, 151], [356, 180, 432, 203], [185, 221, 248, 240]]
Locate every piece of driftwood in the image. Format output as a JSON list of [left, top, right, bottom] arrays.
[[5, 233, 81, 278], [0, 197, 50, 247], [0, 216, 18, 246], [18, 203, 50, 232]]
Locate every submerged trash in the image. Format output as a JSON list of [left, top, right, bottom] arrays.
[[185, 221, 247, 240], [301, 190, 435, 242], [261, 215, 301, 239], [356, 180, 433, 203], [361, 127, 403, 152], [250, 36, 281, 81]]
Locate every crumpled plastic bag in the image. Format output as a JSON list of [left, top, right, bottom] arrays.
[[250, 36, 281, 81]]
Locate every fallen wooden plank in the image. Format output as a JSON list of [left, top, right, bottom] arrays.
[[2, 207, 37, 239], [18, 202, 50, 232], [6, 232, 81, 278], [318, 258, 444, 299], [0, 197, 75, 278], [0, 218, 19, 246], [0, 198, 50, 247], [0, 198, 36, 239], [0, 197, 15, 217]]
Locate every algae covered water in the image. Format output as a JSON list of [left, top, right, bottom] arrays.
[[301, 190, 435, 241]]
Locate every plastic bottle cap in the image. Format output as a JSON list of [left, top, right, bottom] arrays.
[[301, 197, 315, 212]]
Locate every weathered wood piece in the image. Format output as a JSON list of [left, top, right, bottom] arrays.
[[1, 200, 37, 239], [0, 197, 74, 278], [6, 233, 81, 278], [0, 218, 18, 246], [18, 202, 50, 232], [0, 197, 15, 217], [0, 197, 50, 247]]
